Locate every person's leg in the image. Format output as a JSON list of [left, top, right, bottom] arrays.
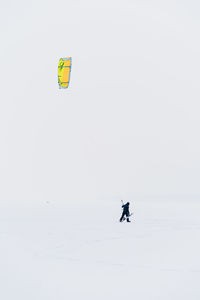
[[126, 212, 131, 222], [120, 212, 125, 222]]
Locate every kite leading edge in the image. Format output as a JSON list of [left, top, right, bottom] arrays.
[[58, 57, 72, 89]]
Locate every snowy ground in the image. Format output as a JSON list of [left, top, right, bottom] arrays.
[[1, 199, 200, 300]]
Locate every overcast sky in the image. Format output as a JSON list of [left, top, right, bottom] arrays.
[[1, 0, 200, 206]]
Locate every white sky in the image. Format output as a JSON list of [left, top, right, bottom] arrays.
[[1, 0, 200, 205]]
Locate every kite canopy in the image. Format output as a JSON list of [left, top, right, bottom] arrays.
[[58, 57, 72, 89]]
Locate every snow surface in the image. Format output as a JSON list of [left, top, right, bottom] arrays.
[[1, 199, 200, 299]]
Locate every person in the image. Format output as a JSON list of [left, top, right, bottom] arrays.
[[120, 202, 131, 222]]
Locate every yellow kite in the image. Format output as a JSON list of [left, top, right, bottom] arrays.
[[58, 57, 72, 89]]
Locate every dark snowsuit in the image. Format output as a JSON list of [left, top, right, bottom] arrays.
[[120, 202, 130, 222]]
